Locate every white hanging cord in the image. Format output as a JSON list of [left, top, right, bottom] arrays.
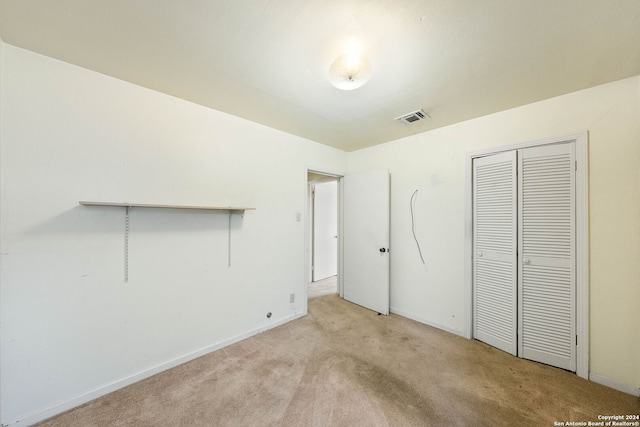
[[410, 190, 426, 264]]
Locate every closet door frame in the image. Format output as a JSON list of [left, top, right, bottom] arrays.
[[463, 132, 589, 380]]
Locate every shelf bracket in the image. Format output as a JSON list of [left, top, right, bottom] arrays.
[[124, 206, 130, 282], [228, 211, 232, 268]]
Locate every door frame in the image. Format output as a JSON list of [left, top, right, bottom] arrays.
[[304, 167, 345, 314], [463, 132, 589, 379]]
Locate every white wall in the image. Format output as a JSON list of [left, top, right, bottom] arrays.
[[0, 37, 4, 426], [0, 44, 347, 425], [348, 76, 640, 393]]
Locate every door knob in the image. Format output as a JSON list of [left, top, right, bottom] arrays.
[[522, 258, 530, 264], [478, 251, 483, 258], [379, 248, 387, 253]]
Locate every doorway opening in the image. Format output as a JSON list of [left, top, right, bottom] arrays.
[[304, 167, 390, 316], [307, 170, 341, 300]]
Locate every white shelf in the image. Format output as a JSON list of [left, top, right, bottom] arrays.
[[79, 200, 253, 281], [79, 201, 254, 211]]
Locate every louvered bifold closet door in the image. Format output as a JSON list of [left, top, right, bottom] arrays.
[[518, 143, 576, 371], [473, 151, 517, 355]]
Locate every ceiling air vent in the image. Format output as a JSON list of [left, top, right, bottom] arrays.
[[394, 109, 430, 124]]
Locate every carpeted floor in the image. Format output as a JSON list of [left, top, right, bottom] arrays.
[[307, 276, 337, 299], [36, 294, 639, 426]]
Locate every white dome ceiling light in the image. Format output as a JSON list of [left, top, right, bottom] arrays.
[[328, 39, 372, 90]]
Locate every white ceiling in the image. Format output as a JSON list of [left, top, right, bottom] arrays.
[[1, 0, 639, 152]]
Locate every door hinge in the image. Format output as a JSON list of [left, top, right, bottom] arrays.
[[576, 335, 578, 345], [575, 161, 577, 172]]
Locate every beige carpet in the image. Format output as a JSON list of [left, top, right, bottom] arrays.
[[307, 276, 337, 299], [37, 295, 639, 426]]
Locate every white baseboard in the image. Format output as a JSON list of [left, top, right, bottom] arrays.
[[589, 372, 640, 397], [390, 306, 465, 337], [6, 312, 306, 427]]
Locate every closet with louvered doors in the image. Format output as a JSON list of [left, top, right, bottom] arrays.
[[473, 142, 576, 372]]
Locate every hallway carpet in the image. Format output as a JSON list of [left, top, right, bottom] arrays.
[[37, 295, 639, 426], [307, 276, 337, 299]]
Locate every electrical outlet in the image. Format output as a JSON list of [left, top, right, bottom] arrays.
[[290, 293, 295, 303]]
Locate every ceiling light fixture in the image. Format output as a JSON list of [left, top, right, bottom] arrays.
[[328, 53, 372, 90]]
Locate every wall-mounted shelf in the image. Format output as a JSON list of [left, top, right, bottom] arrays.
[[79, 201, 254, 212], [79, 201, 255, 281]]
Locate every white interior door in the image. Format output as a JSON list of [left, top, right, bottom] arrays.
[[473, 151, 518, 355], [518, 143, 576, 371], [343, 169, 390, 315], [313, 181, 338, 281]]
